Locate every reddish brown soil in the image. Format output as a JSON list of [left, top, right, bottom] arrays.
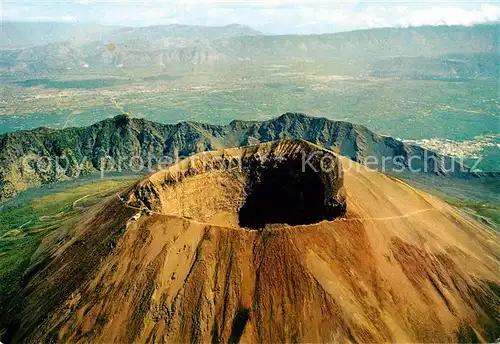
[[3, 140, 499, 343]]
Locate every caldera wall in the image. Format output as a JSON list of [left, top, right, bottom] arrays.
[[126, 140, 347, 229]]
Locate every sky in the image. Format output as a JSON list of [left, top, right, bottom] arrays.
[[2, 0, 500, 34]]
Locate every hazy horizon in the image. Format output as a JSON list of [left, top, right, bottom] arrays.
[[2, 20, 500, 36], [2, 0, 500, 35]]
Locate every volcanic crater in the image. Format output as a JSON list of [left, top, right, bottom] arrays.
[[126, 139, 347, 229], [3, 139, 499, 344]]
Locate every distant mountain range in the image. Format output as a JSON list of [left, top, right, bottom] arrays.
[[0, 22, 262, 70], [0, 23, 497, 74], [0, 112, 484, 202], [0, 22, 263, 49], [0, 22, 119, 49]]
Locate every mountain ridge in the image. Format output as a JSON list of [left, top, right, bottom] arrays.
[[0, 112, 479, 202]]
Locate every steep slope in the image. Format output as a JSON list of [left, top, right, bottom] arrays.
[[1, 140, 498, 343], [0, 113, 469, 201]]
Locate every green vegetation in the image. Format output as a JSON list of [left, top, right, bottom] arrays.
[[143, 74, 179, 82], [1, 60, 498, 170], [15, 78, 130, 89], [0, 179, 134, 315], [447, 198, 500, 229]]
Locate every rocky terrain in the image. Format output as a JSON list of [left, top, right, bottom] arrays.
[[1, 140, 498, 343], [0, 112, 472, 202]]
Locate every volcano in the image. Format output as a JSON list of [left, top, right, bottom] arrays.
[[2, 140, 499, 343], [126, 140, 346, 230]]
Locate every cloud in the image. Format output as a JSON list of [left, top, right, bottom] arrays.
[[2, 0, 499, 34], [398, 4, 500, 27], [30, 15, 78, 22]]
